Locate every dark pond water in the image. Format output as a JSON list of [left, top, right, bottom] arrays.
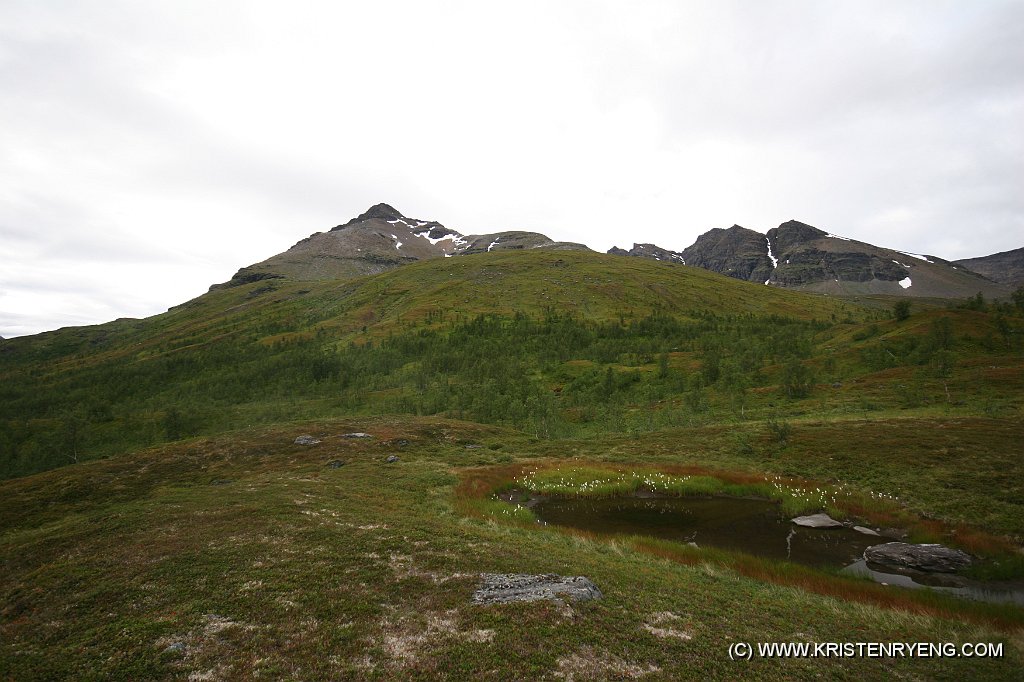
[[533, 496, 882, 568], [532, 495, 1024, 605]]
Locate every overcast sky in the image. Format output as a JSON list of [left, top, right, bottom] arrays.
[[2, 1, 1022, 337]]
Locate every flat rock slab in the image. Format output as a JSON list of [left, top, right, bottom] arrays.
[[853, 526, 880, 536], [791, 513, 844, 528], [294, 435, 321, 445], [342, 432, 373, 439], [864, 542, 972, 573], [473, 573, 602, 604]]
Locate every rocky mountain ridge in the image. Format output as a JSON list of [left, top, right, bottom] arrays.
[[611, 219, 1011, 299]]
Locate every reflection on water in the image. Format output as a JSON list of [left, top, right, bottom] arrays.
[[842, 560, 1024, 605], [531, 496, 1024, 604]]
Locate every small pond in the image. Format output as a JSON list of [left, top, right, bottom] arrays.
[[531, 495, 1024, 605]]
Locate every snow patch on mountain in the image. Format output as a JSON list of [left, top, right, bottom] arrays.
[[896, 251, 934, 264], [766, 236, 778, 268], [415, 230, 450, 246], [765, 236, 778, 285]]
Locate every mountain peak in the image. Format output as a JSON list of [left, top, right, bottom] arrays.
[[359, 203, 404, 221], [332, 203, 405, 231], [775, 219, 826, 237]]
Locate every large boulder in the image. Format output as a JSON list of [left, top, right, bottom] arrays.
[[472, 573, 602, 604], [791, 513, 844, 528], [864, 542, 972, 573]]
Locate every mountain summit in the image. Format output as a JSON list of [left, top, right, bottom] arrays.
[[335, 202, 406, 226], [212, 204, 589, 288]]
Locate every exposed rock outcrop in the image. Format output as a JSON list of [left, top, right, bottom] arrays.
[[681, 225, 773, 283], [864, 542, 972, 573], [472, 573, 603, 604]]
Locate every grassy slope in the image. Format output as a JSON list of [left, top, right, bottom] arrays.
[[1, 251, 873, 477], [1, 251, 855, 359], [2, 418, 1022, 680]]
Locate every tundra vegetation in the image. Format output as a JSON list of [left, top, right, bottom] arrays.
[[1, 251, 1022, 679]]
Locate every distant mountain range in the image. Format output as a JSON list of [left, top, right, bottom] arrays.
[[214, 203, 1020, 300]]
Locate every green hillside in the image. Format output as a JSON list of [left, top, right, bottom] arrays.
[[2, 250, 1020, 480], [2, 249, 1024, 679], [0, 251, 865, 477]]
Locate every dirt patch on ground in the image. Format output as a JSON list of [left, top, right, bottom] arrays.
[[155, 613, 261, 680], [642, 611, 693, 640], [362, 607, 496, 672], [553, 646, 660, 680]]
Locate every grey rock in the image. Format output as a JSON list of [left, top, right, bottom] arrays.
[[162, 642, 186, 655], [294, 435, 321, 445], [791, 513, 844, 528], [853, 526, 881, 536], [326, 459, 345, 469], [681, 224, 775, 283], [385, 455, 399, 463], [472, 573, 603, 604], [864, 542, 972, 573], [209, 478, 233, 486], [342, 432, 373, 439]]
